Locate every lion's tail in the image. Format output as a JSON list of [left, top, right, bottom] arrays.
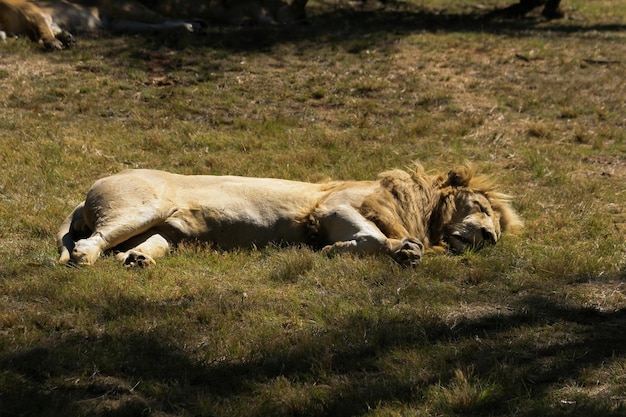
[[56, 202, 89, 265]]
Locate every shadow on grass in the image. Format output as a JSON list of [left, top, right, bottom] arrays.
[[81, 2, 626, 81], [3, 288, 626, 416], [109, 2, 626, 54]]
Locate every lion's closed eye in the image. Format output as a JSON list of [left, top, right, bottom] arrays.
[[474, 201, 490, 216]]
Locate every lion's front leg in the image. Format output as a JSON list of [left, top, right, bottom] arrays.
[[386, 237, 424, 267], [322, 234, 423, 267], [321, 235, 387, 256], [317, 204, 423, 266]]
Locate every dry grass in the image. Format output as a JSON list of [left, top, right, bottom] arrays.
[[1, 0, 625, 416]]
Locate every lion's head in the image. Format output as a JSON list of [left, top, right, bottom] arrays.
[[432, 165, 523, 254]]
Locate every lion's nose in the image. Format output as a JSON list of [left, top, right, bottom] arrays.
[[481, 228, 496, 245]]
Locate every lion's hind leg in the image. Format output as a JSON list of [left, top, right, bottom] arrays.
[[71, 222, 168, 267], [57, 202, 91, 265], [113, 231, 171, 268], [68, 203, 172, 266]]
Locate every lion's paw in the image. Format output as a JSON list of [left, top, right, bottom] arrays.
[[42, 37, 64, 51], [71, 239, 102, 266], [392, 238, 424, 268], [57, 31, 75, 48], [121, 251, 156, 268]]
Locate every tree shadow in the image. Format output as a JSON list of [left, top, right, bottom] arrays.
[[3, 284, 626, 416], [112, 1, 626, 53], [86, 1, 626, 82]]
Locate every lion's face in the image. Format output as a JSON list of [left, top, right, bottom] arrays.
[[443, 190, 502, 254]]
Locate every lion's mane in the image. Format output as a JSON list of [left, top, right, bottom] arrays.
[[357, 164, 522, 251], [359, 165, 437, 245]]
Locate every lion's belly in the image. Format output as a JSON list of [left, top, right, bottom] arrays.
[[159, 177, 325, 248], [162, 204, 309, 248]]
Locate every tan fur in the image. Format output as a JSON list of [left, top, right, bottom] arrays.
[[360, 165, 438, 244], [57, 165, 522, 268], [32, 0, 171, 31], [0, 0, 69, 49], [1, 0, 307, 49], [36, 0, 196, 32], [0, 0, 195, 49]]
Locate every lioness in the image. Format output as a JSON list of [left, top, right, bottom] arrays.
[[0, 0, 74, 49], [1, 0, 307, 50], [0, 0, 196, 49], [57, 164, 522, 268], [33, 0, 193, 33]]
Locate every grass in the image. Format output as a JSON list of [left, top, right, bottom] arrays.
[[1, 0, 625, 415]]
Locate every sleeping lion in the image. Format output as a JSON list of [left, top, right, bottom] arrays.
[[0, 0, 191, 50], [1, 0, 307, 50], [56, 164, 522, 268], [0, 0, 74, 50]]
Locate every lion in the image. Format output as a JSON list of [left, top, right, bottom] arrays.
[[56, 164, 522, 268], [37, 0, 201, 33], [1, 0, 307, 50], [0, 0, 196, 49], [0, 0, 74, 50]]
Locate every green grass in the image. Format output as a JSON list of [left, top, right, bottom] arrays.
[[1, 0, 626, 415]]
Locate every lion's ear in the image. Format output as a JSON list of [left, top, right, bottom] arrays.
[[445, 165, 473, 187]]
